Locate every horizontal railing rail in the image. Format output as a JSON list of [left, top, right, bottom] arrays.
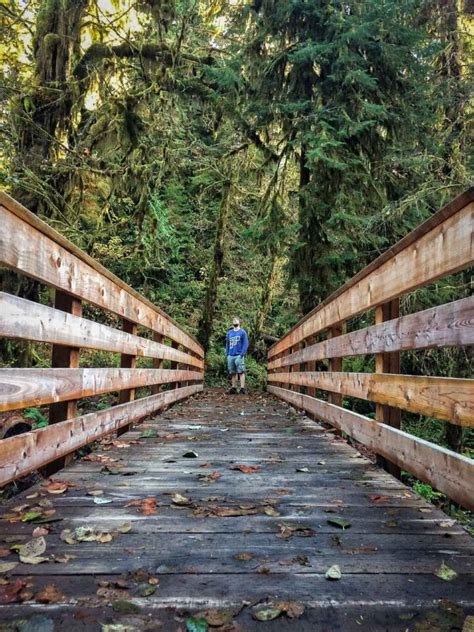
[[268, 188, 474, 510], [0, 191, 204, 484]]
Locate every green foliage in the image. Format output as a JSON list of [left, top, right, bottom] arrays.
[[205, 348, 267, 390], [23, 408, 49, 429], [412, 481, 445, 503]]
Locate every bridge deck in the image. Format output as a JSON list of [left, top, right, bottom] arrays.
[[0, 389, 473, 630]]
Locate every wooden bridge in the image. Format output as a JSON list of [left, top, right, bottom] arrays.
[[0, 189, 472, 630]]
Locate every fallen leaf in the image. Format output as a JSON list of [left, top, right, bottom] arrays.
[[94, 497, 113, 505], [54, 554, 76, 563], [112, 599, 140, 614], [463, 616, 474, 632], [327, 518, 351, 530], [0, 562, 18, 574], [263, 506, 280, 517], [19, 536, 46, 560], [35, 584, 66, 603], [32, 527, 49, 538], [234, 552, 253, 561], [118, 522, 132, 533], [368, 494, 391, 503], [277, 523, 315, 539], [138, 583, 156, 597], [88, 490, 104, 496], [434, 562, 458, 581], [44, 481, 69, 494], [296, 467, 310, 473], [275, 601, 305, 619], [325, 564, 342, 580], [172, 493, 192, 506], [201, 609, 233, 626], [230, 464, 260, 474], [21, 511, 43, 523], [140, 429, 157, 439], [0, 579, 26, 604], [252, 608, 282, 621]]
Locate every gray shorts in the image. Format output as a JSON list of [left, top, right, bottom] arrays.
[[227, 354, 246, 374]]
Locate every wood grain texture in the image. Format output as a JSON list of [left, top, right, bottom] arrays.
[[0, 383, 203, 485], [268, 296, 474, 370], [0, 368, 204, 412], [0, 293, 204, 369], [0, 200, 203, 357], [268, 385, 474, 510], [0, 388, 472, 628], [269, 197, 473, 356], [268, 372, 474, 426]]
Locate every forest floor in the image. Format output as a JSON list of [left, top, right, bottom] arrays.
[[0, 388, 473, 631]]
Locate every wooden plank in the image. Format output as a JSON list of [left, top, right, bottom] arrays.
[[0, 200, 203, 357], [268, 371, 474, 426], [268, 385, 474, 510], [0, 293, 204, 369], [0, 383, 203, 485], [269, 196, 473, 356], [375, 300, 401, 476], [0, 368, 203, 412], [268, 296, 474, 370]]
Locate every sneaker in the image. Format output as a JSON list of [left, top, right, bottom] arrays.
[[227, 387, 237, 394], [239, 388, 246, 395]]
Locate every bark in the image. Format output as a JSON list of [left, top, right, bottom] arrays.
[[252, 253, 280, 350], [197, 181, 232, 352]]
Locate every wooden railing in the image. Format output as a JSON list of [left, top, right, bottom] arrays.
[[0, 192, 204, 484], [268, 189, 474, 510]]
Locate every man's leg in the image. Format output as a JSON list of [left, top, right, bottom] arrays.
[[232, 373, 238, 388], [239, 373, 245, 389]]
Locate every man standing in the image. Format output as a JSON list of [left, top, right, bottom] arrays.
[[226, 317, 249, 394]]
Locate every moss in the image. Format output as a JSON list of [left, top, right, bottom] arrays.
[[42, 32, 61, 52]]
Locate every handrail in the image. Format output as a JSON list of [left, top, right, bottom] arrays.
[[0, 192, 204, 484], [268, 188, 474, 510]]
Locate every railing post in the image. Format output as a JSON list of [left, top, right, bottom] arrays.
[[117, 318, 137, 436], [375, 300, 401, 478], [171, 340, 179, 389], [44, 290, 82, 475], [151, 333, 164, 395], [327, 325, 343, 407], [307, 336, 316, 398]]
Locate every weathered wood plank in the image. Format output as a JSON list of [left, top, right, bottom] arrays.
[[0, 201, 203, 356], [0, 383, 203, 485], [268, 385, 474, 510], [268, 296, 474, 370], [0, 293, 204, 369], [268, 371, 474, 426], [269, 196, 473, 356], [0, 368, 203, 412]]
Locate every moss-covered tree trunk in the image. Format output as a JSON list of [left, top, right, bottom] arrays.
[[12, 0, 88, 215], [197, 181, 232, 352]]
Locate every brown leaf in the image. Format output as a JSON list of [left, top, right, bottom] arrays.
[[277, 524, 315, 539], [368, 494, 391, 503], [276, 601, 305, 619], [0, 580, 26, 604], [234, 552, 253, 561], [230, 464, 260, 474], [44, 481, 69, 495], [32, 527, 49, 538], [35, 584, 66, 604]]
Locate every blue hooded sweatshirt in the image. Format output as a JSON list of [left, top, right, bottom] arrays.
[[226, 327, 249, 357]]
